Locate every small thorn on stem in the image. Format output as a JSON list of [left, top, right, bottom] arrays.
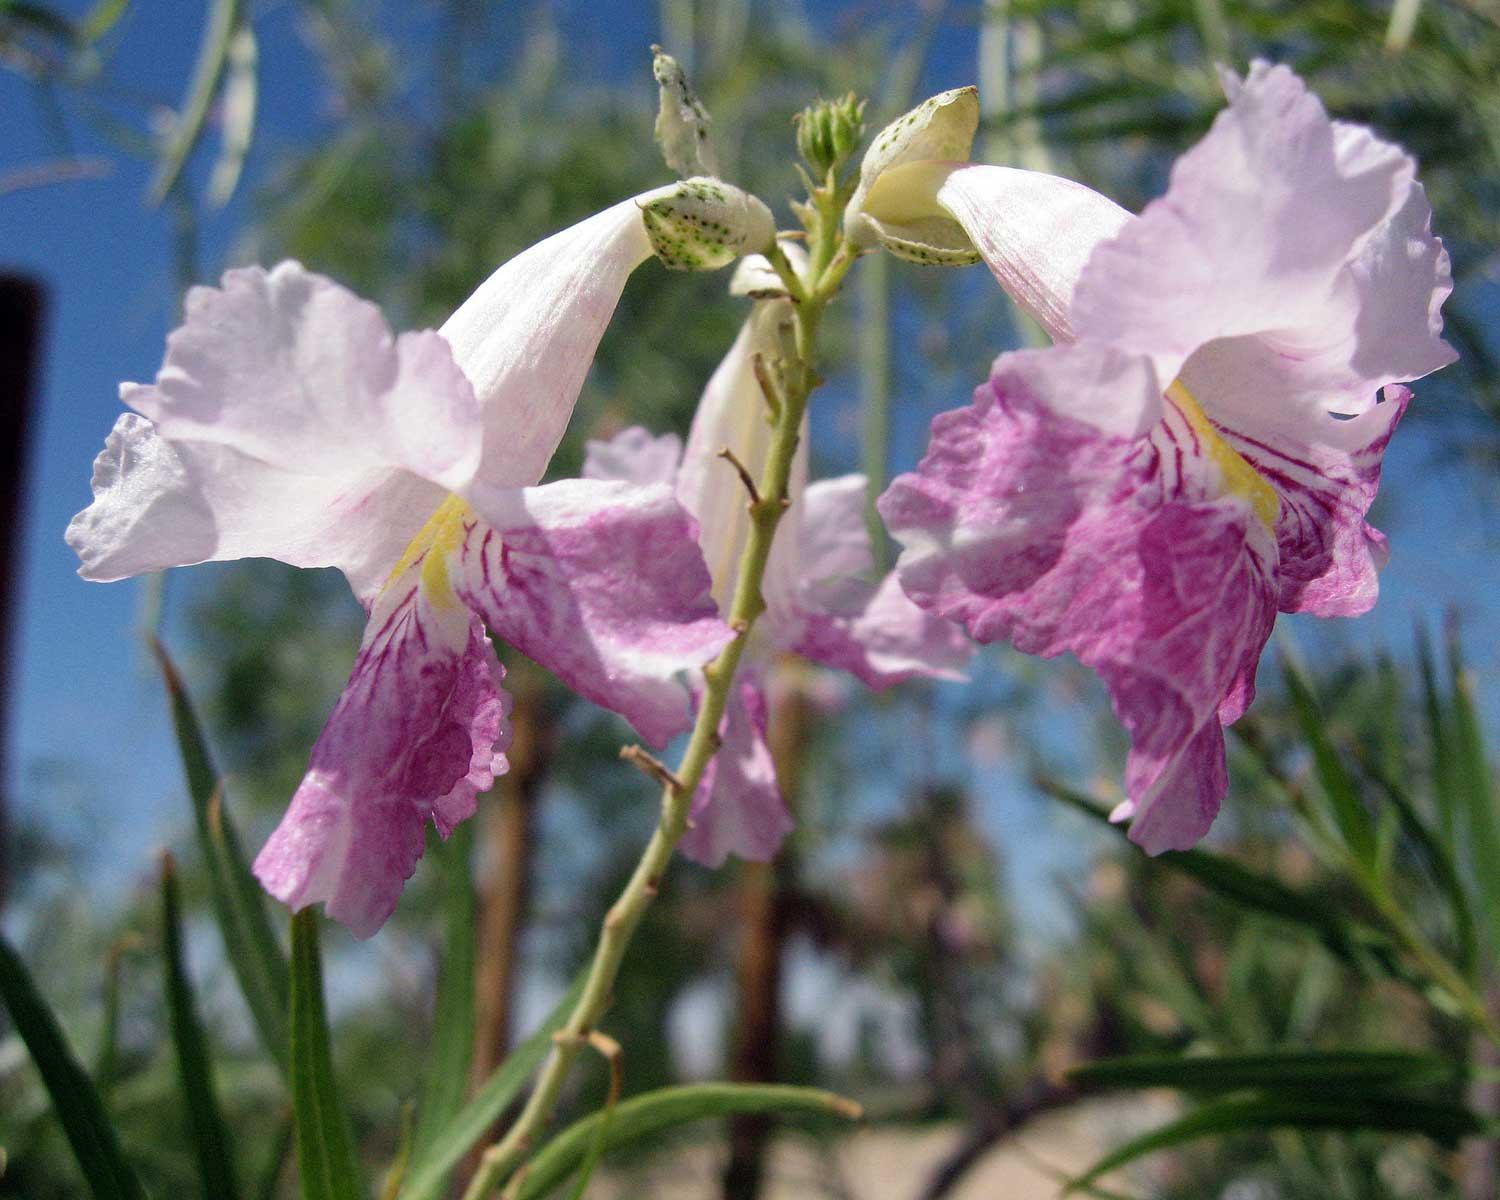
[[730, 618, 749, 635], [751, 352, 784, 419], [643, 877, 660, 897], [718, 445, 761, 504], [620, 744, 686, 793]]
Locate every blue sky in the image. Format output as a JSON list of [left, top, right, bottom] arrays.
[[3, 0, 1498, 918]]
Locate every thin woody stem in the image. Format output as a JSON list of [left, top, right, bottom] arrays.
[[461, 233, 853, 1200]]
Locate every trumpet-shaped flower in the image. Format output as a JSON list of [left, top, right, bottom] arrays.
[[587, 274, 971, 867], [877, 63, 1455, 850], [68, 193, 739, 936]]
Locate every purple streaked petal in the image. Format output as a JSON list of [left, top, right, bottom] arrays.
[[253, 583, 510, 939], [878, 346, 1277, 851], [582, 426, 683, 486], [679, 676, 793, 869], [455, 478, 733, 747], [1221, 386, 1409, 617], [439, 189, 673, 490], [65, 411, 447, 602]]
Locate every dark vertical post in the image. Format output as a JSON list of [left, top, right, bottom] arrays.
[[0, 275, 44, 911]]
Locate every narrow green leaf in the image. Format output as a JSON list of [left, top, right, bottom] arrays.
[[1280, 646, 1377, 867], [290, 909, 362, 1200], [207, 11, 256, 207], [398, 972, 587, 1200], [93, 934, 138, 1100], [161, 853, 243, 1200], [1069, 1049, 1463, 1094], [146, 0, 240, 206], [1446, 624, 1500, 960], [79, 0, 129, 43], [0, 931, 146, 1200], [254, 1114, 295, 1200], [1417, 623, 1457, 844], [1360, 755, 1479, 979], [409, 821, 476, 1165], [517, 1084, 862, 1200], [153, 637, 290, 1072], [1068, 1093, 1488, 1192], [1042, 779, 1398, 974]]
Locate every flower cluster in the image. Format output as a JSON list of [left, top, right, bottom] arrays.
[[68, 60, 1454, 937]]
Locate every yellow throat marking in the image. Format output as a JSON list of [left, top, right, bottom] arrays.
[[383, 493, 474, 609], [1165, 380, 1280, 529]]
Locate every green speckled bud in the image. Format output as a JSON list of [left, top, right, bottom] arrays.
[[795, 93, 867, 178], [641, 177, 776, 271], [844, 87, 982, 267]]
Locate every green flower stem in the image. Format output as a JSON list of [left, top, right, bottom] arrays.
[[461, 232, 854, 1200]]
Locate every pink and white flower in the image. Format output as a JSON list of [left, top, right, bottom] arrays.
[[68, 195, 735, 936], [876, 63, 1455, 851], [587, 276, 972, 868]]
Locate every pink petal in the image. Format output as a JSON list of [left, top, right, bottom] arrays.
[[776, 476, 972, 686], [253, 578, 510, 939], [1071, 62, 1429, 383], [455, 478, 733, 747], [439, 190, 673, 490], [791, 573, 972, 689], [124, 262, 482, 488], [582, 426, 683, 486], [679, 676, 792, 869], [878, 345, 1278, 850], [934, 163, 1130, 343]]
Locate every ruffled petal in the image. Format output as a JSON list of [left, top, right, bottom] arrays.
[[1072, 62, 1419, 382], [679, 676, 793, 869], [454, 478, 733, 747], [439, 189, 673, 490], [124, 262, 482, 488], [791, 573, 972, 689], [66, 412, 446, 602], [253, 575, 510, 939], [878, 345, 1278, 850], [582, 426, 683, 486], [932, 163, 1130, 343]]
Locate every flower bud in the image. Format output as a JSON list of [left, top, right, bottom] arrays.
[[795, 93, 867, 178], [641, 177, 776, 271], [843, 87, 982, 266], [652, 45, 719, 179]]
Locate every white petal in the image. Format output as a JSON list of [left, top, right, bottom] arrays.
[[67, 412, 445, 600], [932, 163, 1130, 343], [439, 188, 675, 489]]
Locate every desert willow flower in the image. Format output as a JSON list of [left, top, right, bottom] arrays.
[[866, 64, 1454, 850], [67, 179, 778, 936]]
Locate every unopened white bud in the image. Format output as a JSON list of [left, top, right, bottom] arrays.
[[652, 45, 719, 179], [729, 241, 809, 299], [641, 178, 775, 272], [844, 87, 982, 267]]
